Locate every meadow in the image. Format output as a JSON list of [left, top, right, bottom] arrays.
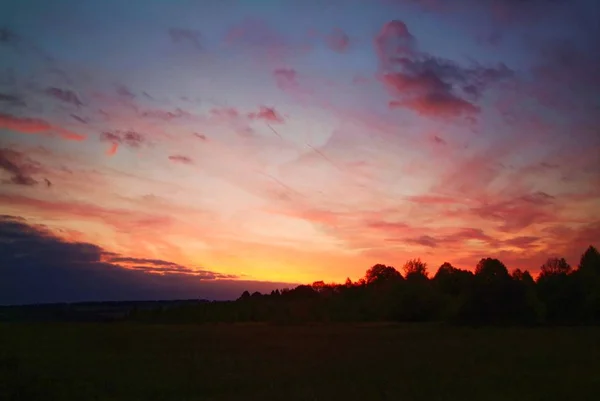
[[1, 323, 599, 401]]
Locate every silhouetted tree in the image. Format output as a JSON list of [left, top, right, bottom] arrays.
[[511, 268, 545, 324], [433, 262, 474, 319], [511, 269, 534, 285], [457, 258, 523, 325], [536, 257, 583, 324], [283, 285, 318, 300], [139, 245, 600, 326], [539, 257, 571, 278], [395, 266, 439, 321], [474, 258, 510, 282], [364, 264, 402, 285], [579, 246, 600, 275], [403, 258, 428, 280], [433, 263, 473, 296], [576, 246, 600, 323]]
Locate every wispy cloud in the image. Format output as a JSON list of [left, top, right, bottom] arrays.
[[0, 148, 44, 186], [0, 113, 86, 141], [45, 87, 83, 107], [168, 155, 194, 165]]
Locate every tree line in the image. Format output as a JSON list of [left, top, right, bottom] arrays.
[[128, 245, 600, 326]]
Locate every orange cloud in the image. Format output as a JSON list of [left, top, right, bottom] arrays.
[[106, 143, 119, 156], [0, 113, 86, 141]]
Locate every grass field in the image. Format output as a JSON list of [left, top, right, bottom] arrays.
[[1, 323, 599, 401]]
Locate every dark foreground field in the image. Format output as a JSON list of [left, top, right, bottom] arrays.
[[1, 323, 599, 401]]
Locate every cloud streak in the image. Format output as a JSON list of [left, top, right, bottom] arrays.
[[0, 113, 86, 141], [0, 148, 43, 186]]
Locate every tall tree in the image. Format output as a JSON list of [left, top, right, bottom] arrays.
[[539, 258, 572, 278], [403, 258, 428, 279]]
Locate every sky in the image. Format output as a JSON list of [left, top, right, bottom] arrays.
[[1, 0, 599, 304]]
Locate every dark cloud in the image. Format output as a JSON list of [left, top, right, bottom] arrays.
[[168, 155, 194, 165], [109, 257, 182, 267], [0, 93, 26, 107], [0, 148, 43, 186], [503, 235, 540, 249], [0, 27, 19, 44], [45, 87, 83, 107], [116, 85, 135, 99], [100, 130, 146, 149], [0, 215, 289, 305], [407, 235, 439, 248], [520, 191, 555, 205], [405, 228, 497, 249], [432, 135, 447, 145], [70, 114, 88, 124], [139, 107, 189, 121], [376, 20, 513, 118], [122, 131, 145, 147], [193, 132, 207, 141]]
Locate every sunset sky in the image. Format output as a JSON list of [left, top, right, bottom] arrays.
[[1, 0, 599, 303]]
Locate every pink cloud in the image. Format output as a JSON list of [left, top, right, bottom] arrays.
[[375, 20, 415, 70], [248, 106, 284, 123], [382, 71, 449, 94], [374, 20, 511, 118], [0, 113, 86, 141], [210, 107, 240, 119], [390, 93, 480, 117], [273, 67, 308, 96], [106, 143, 119, 156]]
